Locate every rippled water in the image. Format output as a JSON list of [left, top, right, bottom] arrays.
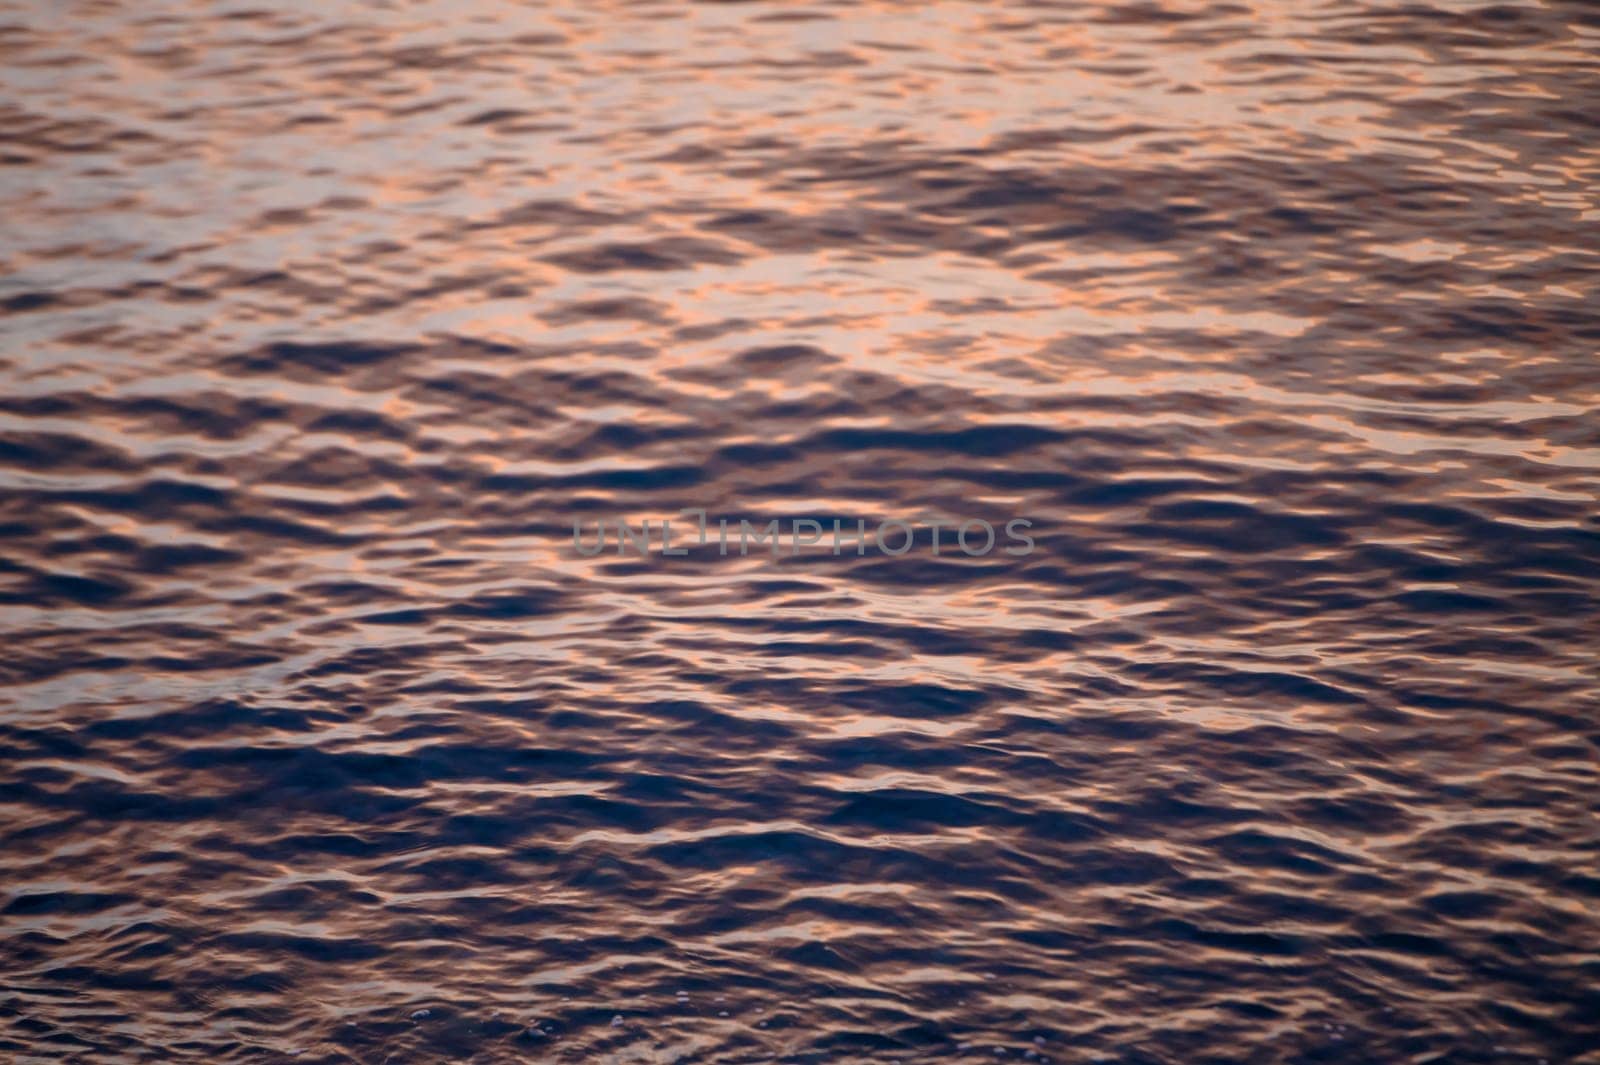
[[3, 1, 1599, 1062]]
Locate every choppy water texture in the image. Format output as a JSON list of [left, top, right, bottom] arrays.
[[2, 1, 1599, 1062]]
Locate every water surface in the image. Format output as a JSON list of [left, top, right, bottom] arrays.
[[2, 1, 1598, 1062]]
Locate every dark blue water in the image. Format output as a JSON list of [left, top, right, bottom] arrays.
[[1, 1, 1598, 1062]]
